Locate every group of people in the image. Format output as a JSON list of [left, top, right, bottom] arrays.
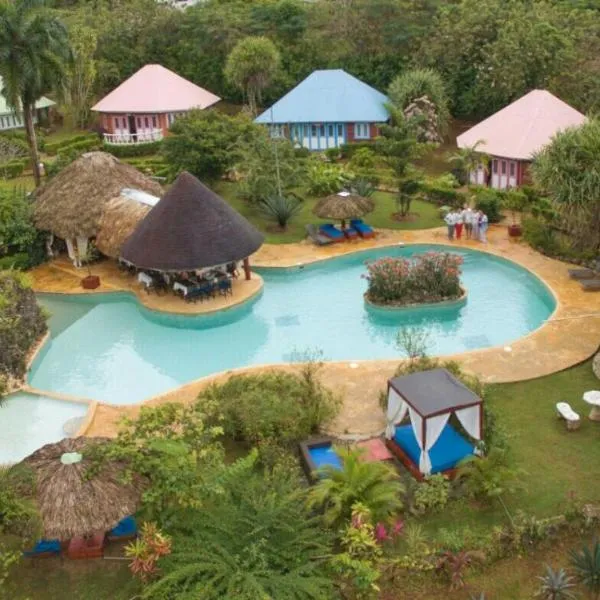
[[444, 206, 489, 243]]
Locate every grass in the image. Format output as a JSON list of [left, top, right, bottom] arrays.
[[215, 181, 443, 244], [5, 359, 600, 599]]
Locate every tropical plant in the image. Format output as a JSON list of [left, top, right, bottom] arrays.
[[224, 36, 281, 114], [349, 147, 377, 170], [125, 522, 172, 583], [447, 141, 488, 186], [436, 549, 485, 591], [536, 564, 578, 600], [162, 110, 258, 182], [306, 159, 352, 196], [307, 447, 404, 528], [532, 117, 600, 252], [0, 464, 39, 539], [259, 193, 303, 230], [570, 539, 600, 599], [0, 0, 72, 186], [352, 177, 375, 198], [388, 68, 451, 137], [472, 186, 503, 223], [504, 189, 528, 226], [413, 474, 450, 515], [66, 24, 97, 129], [142, 459, 334, 600]]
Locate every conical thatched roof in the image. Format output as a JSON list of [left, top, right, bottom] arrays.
[[313, 192, 374, 220], [96, 189, 159, 258], [121, 171, 264, 271], [23, 437, 144, 540], [34, 152, 163, 240]]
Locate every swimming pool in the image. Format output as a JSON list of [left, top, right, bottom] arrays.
[[28, 245, 555, 405]]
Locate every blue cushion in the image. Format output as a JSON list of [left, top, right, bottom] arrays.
[[393, 423, 474, 473], [320, 224, 344, 239], [25, 539, 61, 555], [307, 444, 342, 471], [110, 516, 137, 537]]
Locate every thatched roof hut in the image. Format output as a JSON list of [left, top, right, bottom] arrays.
[[34, 152, 163, 240], [121, 171, 264, 272], [23, 437, 144, 540], [313, 192, 374, 221], [96, 188, 160, 258]]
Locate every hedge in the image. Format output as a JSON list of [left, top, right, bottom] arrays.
[[44, 133, 99, 155], [0, 252, 32, 270], [104, 140, 162, 158], [339, 141, 375, 159], [421, 182, 464, 206], [0, 159, 28, 179]]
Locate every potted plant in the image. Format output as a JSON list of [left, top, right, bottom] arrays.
[[504, 190, 527, 237], [80, 247, 100, 290]]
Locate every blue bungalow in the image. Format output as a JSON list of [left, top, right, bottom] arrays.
[[255, 69, 389, 150]]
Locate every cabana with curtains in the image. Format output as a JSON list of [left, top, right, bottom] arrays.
[[384, 368, 483, 480]]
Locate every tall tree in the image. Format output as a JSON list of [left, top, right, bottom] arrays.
[[224, 35, 281, 114], [67, 24, 97, 128], [0, 0, 71, 187]]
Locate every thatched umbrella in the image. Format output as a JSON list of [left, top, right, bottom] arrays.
[[34, 152, 163, 242], [121, 172, 264, 278], [313, 192, 374, 228], [96, 189, 160, 258], [23, 437, 144, 540]]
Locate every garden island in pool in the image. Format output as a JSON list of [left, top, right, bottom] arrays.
[[27, 245, 555, 406]]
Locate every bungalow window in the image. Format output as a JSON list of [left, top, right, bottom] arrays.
[[270, 124, 284, 138], [152, 116, 157, 128], [501, 160, 507, 175], [354, 123, 370, 139], [509, 162, 515, 177], [144, 116, 150, 129], [311, 125, 318, 137], [328, 124, 334, 137], [337, 124, 344, 137], [492, 160, 498, 174]]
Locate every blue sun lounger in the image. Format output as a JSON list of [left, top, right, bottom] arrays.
[[319, 223, 345, 242], [108, 516, 137, 541], [350, 219, 375, 239], [23, 539, 61, 558]]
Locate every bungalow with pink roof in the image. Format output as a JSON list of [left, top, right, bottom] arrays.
[[457, 90, 585, 190], [92, 64, 220, 145]]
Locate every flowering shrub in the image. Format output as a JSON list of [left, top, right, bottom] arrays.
[[364, 252, 463, 305], [125, 522, 172, 582]]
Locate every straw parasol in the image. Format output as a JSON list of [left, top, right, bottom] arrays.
[[22, 437, 144, 540], [313, 191, 374, 228], [96, 189, 159, 258], [121, 171, 264, 272], [34, 152, 163, 240]]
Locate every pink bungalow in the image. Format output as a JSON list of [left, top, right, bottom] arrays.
[[92, 64, 220, 145], [457, 90, 585, 190]]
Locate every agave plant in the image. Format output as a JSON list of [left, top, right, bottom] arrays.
[[259, 193, 303, 229], [352, 177, 375, 198], [536, 564, 578, 600], [570, 539, 600, 598]]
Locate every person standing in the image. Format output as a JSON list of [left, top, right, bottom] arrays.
[[463, 206, 473, 240], [455, 207, 464, 240], [444, 209, 456, 240], [479, 211, 489, 243], [471, 209, 480, 241]]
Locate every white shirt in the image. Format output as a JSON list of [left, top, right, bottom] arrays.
[[463, 209, 473, 224], [444, 212, 456, 226], [480, 214, 488, 225]]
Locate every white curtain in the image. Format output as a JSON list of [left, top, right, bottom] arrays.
[[65, 238, 77, 266], [408, 406, 424, 468], [409, 407, 450, 475], [455, 405, 482, 440], [385, 387, 408, 439]]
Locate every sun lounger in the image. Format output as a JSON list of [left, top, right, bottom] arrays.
[[580, 279, 600, 291], [319, 223, 345, 242], [568, 268, 596, 280], [305, 224, 334, 246], [343, 227, 359, 240], [108, 516, 137, 542], [67, 532, 105, 559], [23, 539, 61, 558], [350, 219, 375, 239], [556, 402, 581, 431]]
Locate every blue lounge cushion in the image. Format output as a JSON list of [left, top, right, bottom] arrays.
[[351, 219, 374, 235], [308, 443, 342, 471], [110, 516, 137, 538], [393, 423, 475, 474], [24, 539, 61, 556], [319, 224, 344, 239]]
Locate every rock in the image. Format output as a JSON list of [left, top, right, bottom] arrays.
[[593, 351, 600, 381]]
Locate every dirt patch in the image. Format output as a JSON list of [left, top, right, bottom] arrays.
[[391, 212, 420, 222], [265, 224, 288, 234]]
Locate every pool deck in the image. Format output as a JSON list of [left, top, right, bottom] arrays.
[[29, 224, 600, 439], [30, 257, 263, 315]]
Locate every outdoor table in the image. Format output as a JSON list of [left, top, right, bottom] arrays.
[[583, 390, 600, 421], [173, 281, 189, 297]]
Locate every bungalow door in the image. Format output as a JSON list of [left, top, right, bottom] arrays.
[[491, 159, 500, 189], [508, 161, 517, 188], [498, 159, 508, 189], [310, 124, 319, 150], [327, 124, 336, 149]]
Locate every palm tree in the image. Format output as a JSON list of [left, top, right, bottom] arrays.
[[536, 564, 578, 600], [570, 539, 600, 599], [447, 140, 488, 186], [307, 447, 405, 528], [0, 0, 71, 187]]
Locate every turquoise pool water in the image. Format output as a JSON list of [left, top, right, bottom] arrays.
[[0, 392, 88, 464], [29, 245, 555, 405]]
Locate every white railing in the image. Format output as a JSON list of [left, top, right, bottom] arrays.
[[103, 129, 163, 145]]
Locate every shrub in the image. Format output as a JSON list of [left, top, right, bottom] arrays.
[[105, 139, 162, 158], [339, 141, 374, 160], [0, 159, 27, 179], [0, 253, 32, 271], [294, 146, 311, 158], [569, 539, 600, 598], [471, 186, 503, 223], [413, 474, 450, 515], [0, 464, 39, 538], [364, 252, 463, 305], [324, 147, 339, 162], [259, 193, 303, 229], [198, 367, 339, 446], [44, 133, 98, 155], [422, 177, 464, 207], [349, 147, 377, 170], [523, 218, 561, 256], [306, 160, 352, 196]]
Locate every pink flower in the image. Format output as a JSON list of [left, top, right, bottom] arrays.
[[375, 522, 389, 542], [391, 520, 404, 538]]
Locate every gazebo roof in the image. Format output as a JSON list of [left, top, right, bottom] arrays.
[[120, 171, 264, 271], [388, 368, 482, 418]]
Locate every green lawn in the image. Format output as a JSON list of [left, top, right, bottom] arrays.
[[215, 182, 443, 244], [0, 174, 35, 193]]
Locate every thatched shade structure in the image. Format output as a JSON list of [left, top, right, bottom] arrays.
[[96, 189, 160, 258], [34, 152, 162, 264], [313, 192, 374, 227], [121, 171, 264, 279], [23, 437, 144, 540]]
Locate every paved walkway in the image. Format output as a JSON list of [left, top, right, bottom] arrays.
[[29, 225, 600, 439]]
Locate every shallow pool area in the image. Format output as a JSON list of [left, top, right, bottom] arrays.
[[0, 392, 88, 464], [28, 245, 555, 405]]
